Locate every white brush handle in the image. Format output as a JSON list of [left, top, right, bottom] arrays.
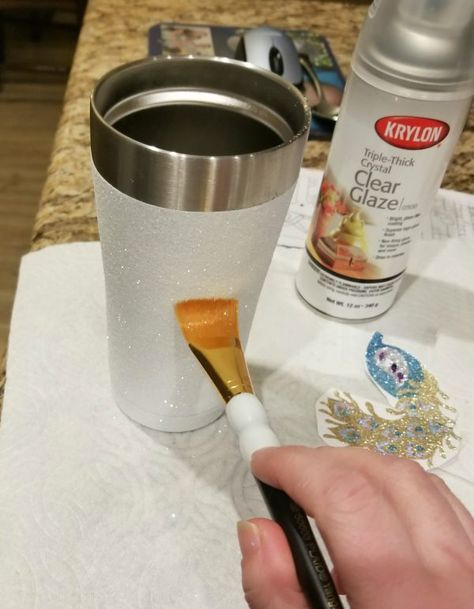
[[227, 393, 342, 609], [226, 393, 280, 462]]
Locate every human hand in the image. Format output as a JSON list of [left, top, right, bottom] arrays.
[[237, 446, 474, 609]]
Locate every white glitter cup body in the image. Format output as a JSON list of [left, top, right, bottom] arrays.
[[90, 56, 310, 431]]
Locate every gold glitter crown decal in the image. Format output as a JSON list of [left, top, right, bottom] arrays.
[[315, 333, 460, 470]]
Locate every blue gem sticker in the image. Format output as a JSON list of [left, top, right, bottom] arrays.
[[366, 332, 423, 398]]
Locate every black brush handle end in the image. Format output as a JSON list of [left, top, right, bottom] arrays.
[[256, 478, 343, 609]]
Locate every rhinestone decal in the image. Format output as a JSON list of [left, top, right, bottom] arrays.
[[315, 333, 459, 470], [366, 332, 423, 397]]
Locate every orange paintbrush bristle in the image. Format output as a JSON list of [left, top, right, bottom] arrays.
[[175, 298, 239, 349], [174, 298, 253, 401]]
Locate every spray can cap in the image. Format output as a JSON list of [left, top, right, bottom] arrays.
[[352, 0, 474, 98]]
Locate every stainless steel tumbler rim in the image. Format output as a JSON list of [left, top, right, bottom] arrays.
[[102, 89, 295, 142], [90, 56, 310, 211]]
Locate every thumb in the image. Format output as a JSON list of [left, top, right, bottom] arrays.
[[237, 518, 309, 609]]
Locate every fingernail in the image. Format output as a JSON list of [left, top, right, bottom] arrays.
[[250, 446, 275, 473], [237, 520, 260, 556], [250, 447, 274, 463]]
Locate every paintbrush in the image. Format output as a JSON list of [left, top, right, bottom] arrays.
[[175, 298, 342, 609]]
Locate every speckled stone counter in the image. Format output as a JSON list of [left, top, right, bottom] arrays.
[[31, 0, 473, 252]]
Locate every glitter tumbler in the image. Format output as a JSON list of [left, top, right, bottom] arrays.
[[90, 57, 310, 431]]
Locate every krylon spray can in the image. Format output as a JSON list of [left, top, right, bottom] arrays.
[[296, 0, 473, 320]]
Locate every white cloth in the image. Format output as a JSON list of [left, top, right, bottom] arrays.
[[1, 181, 473, 607]]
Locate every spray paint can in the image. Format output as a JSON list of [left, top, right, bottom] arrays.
[[296, 0, 473, 320]]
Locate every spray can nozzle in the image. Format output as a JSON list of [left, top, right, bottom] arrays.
[[353, 0, 474, 98]]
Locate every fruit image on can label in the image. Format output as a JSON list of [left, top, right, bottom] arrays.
[[307, 175, 382, 280]]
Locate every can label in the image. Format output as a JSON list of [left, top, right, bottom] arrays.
[[297, 73, 471, 319]]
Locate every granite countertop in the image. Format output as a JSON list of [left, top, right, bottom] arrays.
[[32, 0, 473, 252]]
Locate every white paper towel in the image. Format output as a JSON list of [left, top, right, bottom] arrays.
[[1, 229, 474, 607]]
